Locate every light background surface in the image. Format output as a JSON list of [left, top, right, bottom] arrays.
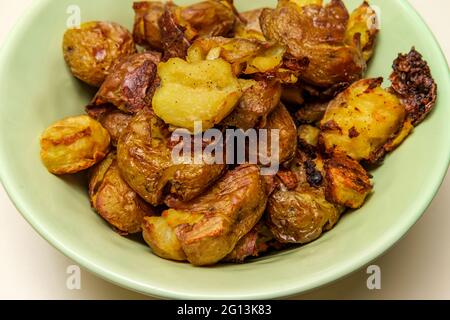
[[0, 0, 449, 300]]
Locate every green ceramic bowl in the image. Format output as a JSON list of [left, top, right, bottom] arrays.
[[0, 0, 449, 299]]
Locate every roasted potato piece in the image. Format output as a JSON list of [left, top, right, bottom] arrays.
[[234, 9, 266, 41], [298, 125, 320, 148], [166, 164, 269, 266], [117, 109, 226, 206], [289, 0, 323, 7], [89, 52, 160, 114], [267, 151, 345, 244], [260, 103, 297, 165], [152, 58, 242, 132], [281, 84, 304, 106], [320, 78, 406, 163], [89, 108, 134, 146], [390, 48, 437, 126], [133, 1, 165, 50], [345, 1, 379, 61], [222, 79, 281, 130], [324, 153, 373, 209], [63, 21, 136, 87], [89, 153, 155, 234], [260, 0, 366, 87], [40, 115, 110, 175], [142, 209, 203, 261], [295, 100, 328, 124], [187, 37, 286, 75]]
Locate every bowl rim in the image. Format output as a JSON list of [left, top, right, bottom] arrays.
[[0, 0, 449, 300]]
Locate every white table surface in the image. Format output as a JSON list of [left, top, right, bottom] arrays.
[[0, 0, 449, 300]]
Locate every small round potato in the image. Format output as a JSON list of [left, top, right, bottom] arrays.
[[63, 21, 136, 87], [40, 115, 110, 175]]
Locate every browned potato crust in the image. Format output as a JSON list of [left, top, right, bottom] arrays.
[[319, 78, 406, 163], [222, 79, 281, 130], [133, 1, 165, 50], [63, 21, 136, 87], [40, 115, 110, 175], [234, 9, 266, 41], [260, 0, 366, 87], [93, 108, 134, 146], [117, 108, 226, 206], [89, 153, 155, 234], [169, 164, 269, 266], [390, 48, 437, 126], [295, 100, 328, 124], [324, 153, 373, 209], [89, 52, 160, 114]]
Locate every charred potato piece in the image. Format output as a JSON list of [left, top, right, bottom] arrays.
[[63, 21, 136, 87], [187, 36, 286, 75], [234, 9, 266, 41], [142, 209, 203, 261], [281, 84, 304, 106], [324, 153, 373, 209], [320, 78, 406, 163], [40, 115, 110, 175], [390, 48, 437, 126], [267, 152, 344, 244], [152, 58, 242, 132], [133, 1, 165, 50], [117, 109, 225, 206], [89, 153, 155, 234], [167, 164, 269, 266], [345, 1, 379, 62], [222, 79, 281, 130], [260, 0, 366, 87], [89, 52, 160, 114]]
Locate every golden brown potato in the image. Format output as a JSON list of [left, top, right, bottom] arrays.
[[142, 209, 203, 261], [267, 151, 345, 244], [187, 36, 286, 76], [390, 48, 437, 126], [152, 57, 242, 132], [319, 78, 406, 163], [260, 0, 366, 88], [324, 153, 373, 209], [89, 153, 155, 234], [166, 164, 269, 266], [133, 1, 165, 50], [63, 21, 136, 87], [234, 9, 266, 41], [222, 79, 281, 130], [260, 103, 297, 165], [88, 108, 134, 147], [117, 108, 226, 206], [345, 1, 379, 61], [298, 124, 320, 148], [40, 115, 110, 175], [89, 52, 160, 114]]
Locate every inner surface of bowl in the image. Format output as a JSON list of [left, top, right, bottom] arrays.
[[0, 0, 449, 299]]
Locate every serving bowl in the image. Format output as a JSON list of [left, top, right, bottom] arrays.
[[0, 0, 449, 299]]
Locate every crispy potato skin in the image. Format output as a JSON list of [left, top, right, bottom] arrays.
[[63, 21, 136, 87], [167, 164, 268, 266], [152, 58, 242, 132], [319, 78, 406, 163], [133, 1, 165, 50], [89, 153, 155, 234], [267, 151, 344, 244], [222, 79, 281, 130], [260, 0, 366, 88], [260, 103, 297, 165], [324, 153, 372, 209], [390, 48, 437, 126], [295, 100, 328, 124], [345, 1, 379, 61], [40, 115, 110, 175], [234, 9, 266, 41], [96, 109, 134, 147], [89, 52, 160, 114], [117, 108, 226, 206]]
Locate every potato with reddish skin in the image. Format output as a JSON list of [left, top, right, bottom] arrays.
[[89, 52, 160, 115], [40, 115, 110, 175], [133, 1, 165, 50], [89, 153, 156, 234], [117, 108, 226, 206], [222, 79, 281, 130], [260, 0, 366, 88], [63, 21, 136, 87], [169, 164, 269, 266]]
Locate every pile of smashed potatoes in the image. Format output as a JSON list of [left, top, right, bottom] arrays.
[[40, 0, 437, 266]]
